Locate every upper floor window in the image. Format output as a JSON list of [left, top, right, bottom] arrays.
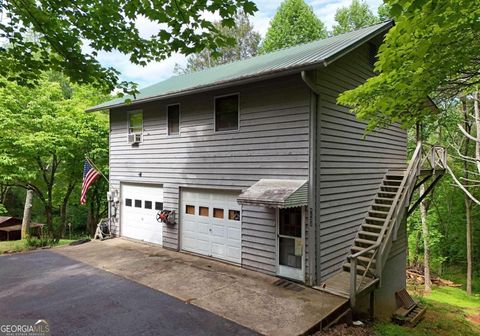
[[128, 110, 143, 134], [215, 94, 239, 132], [167, 104, 180, 135]]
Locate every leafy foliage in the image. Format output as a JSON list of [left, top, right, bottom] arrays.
[[338, 0, 480, 130], [175, 11, 261, 74], [0, 73, 108, 236], [260, 0, 327, 53], [332, 0, 379, 36], [0, 0, 257, 94]]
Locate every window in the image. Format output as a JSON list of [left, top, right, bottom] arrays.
[[199, 206, 209, 217], [134, 199, 142, 208], [155, 202, 164, 211], [125, 199, 132, 207], [144, 201, 152, 209], [279, 207, 302, 238], [185, 205, 195, 215], [128, 110, 143, 134], [228, 210, 240, 221], [213, 208, 224, 219], [167, 104, 180, 135], [215, 94, 239, 131]]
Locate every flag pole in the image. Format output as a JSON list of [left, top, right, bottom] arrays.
[[85, 155, 109, 183]]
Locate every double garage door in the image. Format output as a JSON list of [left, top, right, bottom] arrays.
[[180, 189, 242, 264], [121, 184, 164, 245], [121, 184, 241, 264]]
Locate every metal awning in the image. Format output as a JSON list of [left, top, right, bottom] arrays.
[[237, 179, 308, 208]]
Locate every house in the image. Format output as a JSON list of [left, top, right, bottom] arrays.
[[88, 21, 446, 320], [0, 216, 44, 241]]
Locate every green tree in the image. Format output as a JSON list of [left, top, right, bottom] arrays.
[[0, 1, 257, 94], [175, 12, 261, 74], [338, 0, 480, 130], [0, 74, 109, 237], [377, 4, 392, 21], [332, 0, 379, 36], [260, 0, 327, 53]]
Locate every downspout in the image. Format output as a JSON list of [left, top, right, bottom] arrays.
[[301, 70, 320, 286]]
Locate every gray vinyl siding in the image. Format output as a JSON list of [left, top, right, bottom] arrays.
[[109, 74, 311, 274], [316, 44, 408, 281]]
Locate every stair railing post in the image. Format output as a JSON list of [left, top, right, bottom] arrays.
[[350, 256, 357, 307]]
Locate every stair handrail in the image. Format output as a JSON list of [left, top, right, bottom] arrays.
[[377, 141, 423, 275], [347, 141, 423, 307]]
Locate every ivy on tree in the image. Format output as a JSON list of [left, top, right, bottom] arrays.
[[0, 0, 257, 94]]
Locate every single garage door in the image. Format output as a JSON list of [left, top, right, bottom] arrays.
[[181, 189, 241, 264], [121, 184, 164, 245]]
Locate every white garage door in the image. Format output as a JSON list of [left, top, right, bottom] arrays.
[[121, 184, 164, 245], [181, 189, 241, 264]]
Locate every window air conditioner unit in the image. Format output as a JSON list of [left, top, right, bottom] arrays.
[[127, 133, 142, 144]]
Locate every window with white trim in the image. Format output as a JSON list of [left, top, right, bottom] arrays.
[[128, 110, 143, 134], [215, 94, 239, 131]]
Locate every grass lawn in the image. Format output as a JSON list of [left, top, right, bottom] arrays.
[[374, 286, 480, 336], [0, 239, 75, 254]]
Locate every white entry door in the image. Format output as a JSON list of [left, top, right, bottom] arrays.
[[277, 207, 305, 281], [180, 189, 241, 264], [121, 183, 164, 245]]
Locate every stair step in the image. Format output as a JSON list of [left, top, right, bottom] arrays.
[[381, 186, 400, 192], [359, 231, 380, 238], [366, 216, 386, 223], [384, 179, 402, 184], [369, 210, 389, 218], [343, 262, 375, 273], [377, 191, 397, 196], [362, 223, 383, 230], [372, 205, 392, 212], [355, 238, 376, 245], [386, 172, 405, 179], [373, 203, 391, 208], [351, 246, 374, 254], [375, 197, 394, 202], [358, 256, 377, 264]]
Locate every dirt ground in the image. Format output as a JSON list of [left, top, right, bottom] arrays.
[[468, 311, 480, 324], [315, 323, 373, 336]]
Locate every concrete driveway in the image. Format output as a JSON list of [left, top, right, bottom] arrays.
[[54, 239, 347, 336], [0, 250, 257, 336]]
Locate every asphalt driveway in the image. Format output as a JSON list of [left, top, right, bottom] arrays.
[[0, 250, 257, 336]]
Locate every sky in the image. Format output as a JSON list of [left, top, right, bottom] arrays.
[[97, 0, 382, 89]]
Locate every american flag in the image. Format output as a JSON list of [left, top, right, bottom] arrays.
[[80, 160, 100, 205]]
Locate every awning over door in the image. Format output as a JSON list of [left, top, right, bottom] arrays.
[[237, 179, 308, 208]]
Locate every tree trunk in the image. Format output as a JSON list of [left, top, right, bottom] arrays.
[[412, 228, 422, 268], [474, 91, 480, 173], [466, 198, 473, 295], [419, 184, 432, 293], [462, 96, 473, 295], [21, 189, 34, 239], [59, 183, 75, 238]]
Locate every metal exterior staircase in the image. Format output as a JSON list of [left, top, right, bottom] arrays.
[[319, 142, 447, 310]]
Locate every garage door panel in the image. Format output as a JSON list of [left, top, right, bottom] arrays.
[[181, 189, 241, 264], [121, 184, 163, 245]]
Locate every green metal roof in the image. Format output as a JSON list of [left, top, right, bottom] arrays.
[[88, 21, 392, 112]]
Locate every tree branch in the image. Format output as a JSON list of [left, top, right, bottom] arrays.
[[446, 164, 480, 206]]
